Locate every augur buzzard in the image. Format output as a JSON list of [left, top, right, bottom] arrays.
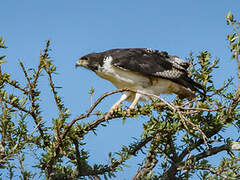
[[76, 48, 205, 117]]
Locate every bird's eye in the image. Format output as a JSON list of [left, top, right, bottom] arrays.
[[81, 56, 89, 61]]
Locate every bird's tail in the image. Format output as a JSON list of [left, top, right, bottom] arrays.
[[186, 77, 206, 100], [179, 76, 206, 100]]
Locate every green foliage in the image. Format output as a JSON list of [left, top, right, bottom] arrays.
[[0, 12, 240, 180], [226, 11, 240, 60], [200, 154, 240, 179], [0, 37, 7, 64]]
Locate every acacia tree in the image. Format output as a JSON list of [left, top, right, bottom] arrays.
[[0, 12, 240, 180]]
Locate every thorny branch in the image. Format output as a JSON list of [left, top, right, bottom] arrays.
[[119, 89, 210, 148], [63, 88, 214, 145], [19, 61, 47, 142], [132, 140, 159, 180], [188, 144, 228, 161], [107, 135, 153, 173], [62, 88, 131, 140], [45, 87, 229, 177], [17, 152, 27, 179], [42, 41, 64, 117], [178, 166, 231, 179], [41, 41, 66, 140], [8, 80, 29, 94], [0, 83, 6, 163], [2, 96, 31, 114], [69, 134, 154, 178], [46, 88, 132, 176]]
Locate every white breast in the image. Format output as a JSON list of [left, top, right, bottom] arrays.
[[96, 56, 150, 89], [95, 56, 178, 100]]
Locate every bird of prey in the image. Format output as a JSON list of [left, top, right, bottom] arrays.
[[76, 48, 205, 118]]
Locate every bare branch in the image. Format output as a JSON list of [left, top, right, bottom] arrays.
[[132, 140, 158, 180], [17, 152, 27, 179], [189, 144, 228, 161], [107, 135, 153, 173]]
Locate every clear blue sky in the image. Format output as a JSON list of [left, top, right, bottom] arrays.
[[1, 1, 240, 179]]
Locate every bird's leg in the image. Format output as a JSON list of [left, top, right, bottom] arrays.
[[127, 93, 142, 115], [105, 93, 129, 119]]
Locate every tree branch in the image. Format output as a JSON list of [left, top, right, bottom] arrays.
[[132, 140, 158, 180], [19, 61, 47, 144], [62, 88, 131, 140], [189, 144, 228, 161]]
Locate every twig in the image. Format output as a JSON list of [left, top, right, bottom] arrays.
[[0, 91, 6, 160], [64, 88, 210, 148], [43, 61, 63, 117], [17, 152, 26, 178], [8, 80, 29, 94], [132, 140, 159, 180], [49, 88, 212, 176], [62, 88, 131, 140], [3, 97, 31, 114], [32, 56, 43, 88], [178, 106, 225, 112], [30, 118, 44, 136], [210, 78, 234, 96], [41, 41, 63, 117], [19, 61, 46, 140], [42, 58, 64, 140], [107, 135, 153, 173], [131, 90, 210, 148], [227, 18, 240, 88], [177, 166, 229, 179], [19, 61, 32, 88], [176, 108, 209, 149], [188, 144, 228, 161], [46, 88, 131, 176], [69, 134, 154, 178]]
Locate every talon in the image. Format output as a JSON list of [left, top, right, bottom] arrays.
[[105, 93, 129, 120], [105, 109, 114, 120]]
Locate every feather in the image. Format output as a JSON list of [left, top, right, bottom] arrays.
[[105, 48, 205, 97]]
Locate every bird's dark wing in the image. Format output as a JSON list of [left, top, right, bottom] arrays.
[[108, 48, 184, 78], [107, 48, 205, 97]]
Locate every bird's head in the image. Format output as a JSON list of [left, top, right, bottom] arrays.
[[76, 52, 104, 71]]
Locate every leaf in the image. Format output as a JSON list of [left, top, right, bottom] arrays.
[[226, 11, 233, 24], [51, 66, 56, 72], [11, 96, 18, 103], [0, 37, 7, 49], [88, 87, 95, 95], [0, 55, 6, 60]]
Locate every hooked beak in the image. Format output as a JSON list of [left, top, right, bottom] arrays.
[[75, 59, 89, 68]]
